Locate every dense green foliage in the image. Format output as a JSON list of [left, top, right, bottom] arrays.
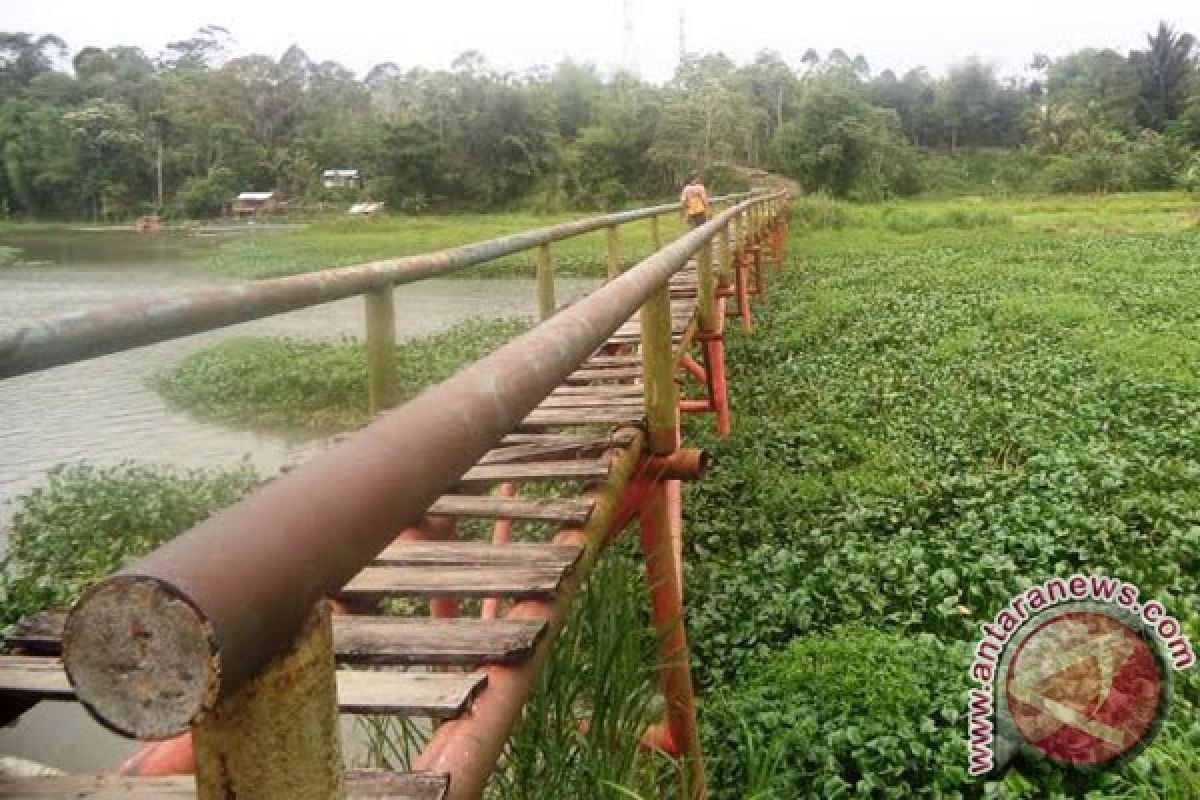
[[155, 318, 530, 432], [1, 462, 259, 625], [687, 196, 1200, 797], [4, 21, 1200, 218]]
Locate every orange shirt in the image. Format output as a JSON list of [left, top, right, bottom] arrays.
[[681, 183, 708, 216]]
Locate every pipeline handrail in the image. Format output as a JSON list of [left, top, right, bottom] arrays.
[[61, 191, 786, 741], [0, 192, 753, 379]]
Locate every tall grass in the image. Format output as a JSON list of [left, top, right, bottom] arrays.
[[488, 554, 668, 798]]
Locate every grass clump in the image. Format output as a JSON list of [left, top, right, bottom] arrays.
[[1, 462, 259, 626], [155, 318, 529, 434]]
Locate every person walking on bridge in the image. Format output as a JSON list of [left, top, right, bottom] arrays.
[[680, 171, 709, 228]]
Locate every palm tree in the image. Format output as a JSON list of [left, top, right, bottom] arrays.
[[1132, 22, 1197, 129]]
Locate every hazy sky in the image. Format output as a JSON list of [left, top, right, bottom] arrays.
[[5, 1, 1199, 82]]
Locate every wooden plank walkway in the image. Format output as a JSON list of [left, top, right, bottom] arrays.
[[0, 257, 708, 795]]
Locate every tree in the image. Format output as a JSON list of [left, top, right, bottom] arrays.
[[770, 75, 918, 200], [1131, 22, 1197, 129], [0, 33, 67, 89], [1044, 48, 1140, 133]]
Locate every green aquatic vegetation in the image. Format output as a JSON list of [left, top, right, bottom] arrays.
[[1, 463, 259, 626], [154, 318, 530, 434], [687, 199, 1200, 797]]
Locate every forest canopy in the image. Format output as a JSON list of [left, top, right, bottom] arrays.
[[2, 22, 1200, 219]]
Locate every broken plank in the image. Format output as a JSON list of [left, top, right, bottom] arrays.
[[428, 495, 594, 524]]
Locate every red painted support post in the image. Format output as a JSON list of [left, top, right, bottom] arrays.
[[753, 245, 765, 298], [639, 482, 706, 798], [734, 249, 754, 334], [483, 482, 516, 620], [640, 263, 707, 798]]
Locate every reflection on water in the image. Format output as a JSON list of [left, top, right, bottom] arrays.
[[0, 228, 599, 771]]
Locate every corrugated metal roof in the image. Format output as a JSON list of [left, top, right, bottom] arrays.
[[236, 191, 275, 201]]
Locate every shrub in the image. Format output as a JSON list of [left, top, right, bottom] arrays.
[[1043, 150, 1130, 193], [790, 194, 861, 230], [172, 166, 239, 219], [1179, 154, 1200, 194], [1, 462, 259, 626]]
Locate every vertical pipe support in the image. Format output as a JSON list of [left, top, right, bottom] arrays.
[[606, 225, 621, 281], [650, 215, 662, 250], [716, 227, 732, 288], [639, 482, 707, 798], [192, 601, 344, 800], [640, 283, 678, 455], [536, 243, 555, 321], [696, 237, 716, 334], [365, 283, 397, 415]]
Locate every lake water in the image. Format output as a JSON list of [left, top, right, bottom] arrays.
[[0, 227, 599, 773]]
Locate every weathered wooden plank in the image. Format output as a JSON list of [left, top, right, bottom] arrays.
[[549, 384, 644, 397], [374, 541, 581, 569], [459, 459, 610, 485], [564, 367, 644, 383], [0, 771, 450, 800], [479, 440, 619, 465], [0, 656, 71, 699], [8, 611, 549, 667], [428, 495, 594, 523], [0, 657, 485, 718], [335, 617, 547, 666], [336, 670, 487, 717], [497, 430, 638, 447], [579, 356, 643, 367], [519, 407, 645, 427], [536, 395, 645, 410], [342, 566, 566, 600]]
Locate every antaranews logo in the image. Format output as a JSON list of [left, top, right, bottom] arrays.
[[967, 575, 1195, 777]]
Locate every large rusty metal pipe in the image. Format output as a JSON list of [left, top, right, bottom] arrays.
[[0, 195, 750, 378], [62, 194, 781, 740]]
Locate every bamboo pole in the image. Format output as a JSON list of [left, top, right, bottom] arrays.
[[697, 238, 716, 334], [606, 225, 621, 281], [364, 284, 397, 415], [639, 282, 678, 454], [193, 601, 344, 800], [536, 243, 555, 320]]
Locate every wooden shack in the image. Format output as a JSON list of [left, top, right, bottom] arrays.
[[231, 191, 278, 217]]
